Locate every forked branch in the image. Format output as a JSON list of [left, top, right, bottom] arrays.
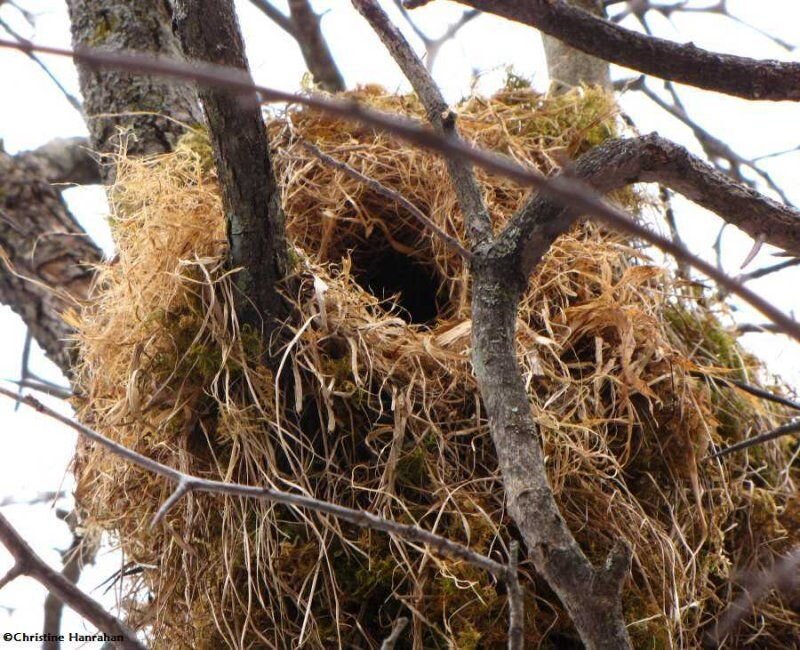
[[0, 512, 144, 649]]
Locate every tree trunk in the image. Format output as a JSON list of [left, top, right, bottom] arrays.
[[66, 0, 201, 171], [173, 0, 289, 341], [541, 0, 611, 91]]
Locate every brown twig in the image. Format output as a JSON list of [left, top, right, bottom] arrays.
[[506, 541, 524, 650], [392, 0, 479, 71], [705, 419, 800, 460], [352, 0, 492, 245], [173, 0, 289, 341]]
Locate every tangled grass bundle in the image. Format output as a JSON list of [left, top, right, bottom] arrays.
[[72, 84, 799, 648]]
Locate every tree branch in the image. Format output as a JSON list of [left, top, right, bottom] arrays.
[[0, 386, 529, 646], [42, 510, 98, 650], [173, 0, 289, 342], [447, 0, 800, 101], [249, 0, 295, 36], [19, 138, 100, 186], [0, 387, 507, 577], [352, 0, 493, 245], [0, 149, 102, 376], [0, 512, 143, 649], [541, 0, 611, 91], [498, 133, 800, 280], [287, 0, 345, 92], [706, 419, 800, 460]]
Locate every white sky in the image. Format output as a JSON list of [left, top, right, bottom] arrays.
[[1, 1, 799, 647]]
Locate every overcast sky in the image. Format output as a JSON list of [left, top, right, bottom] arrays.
[[1, 1, 799, 646]]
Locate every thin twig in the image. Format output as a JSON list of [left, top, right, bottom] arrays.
[[695, 372, 800, 413], [0, 18, 83, 113], [352, 0, 492, 245], [8, 378, 73, 400], [506, 541, 524, 650], [0, 512, 144, 649], [706, 420, 800, 460]]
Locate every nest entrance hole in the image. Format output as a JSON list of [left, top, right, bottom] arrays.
[[348, 233, 440, 326]]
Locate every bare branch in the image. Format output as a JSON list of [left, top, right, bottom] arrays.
[[706, 419, 800, 460], [8, 379, 73, 401], [0, 148, 102, 376], [738, 257, 800, 283], [0, 512, 144, 649], [0, 17, 83, 113], [695, 373, 800, 413], [448, 0, 800, 101], [352, 0, 492, 245], [392, 0, 479, 71], [628, 77, 793, 205], [43, 510, 98, 650], [736, 322, 784, 335], [287, 0, 345, 92], [2, 39, 799, 343], [0, 492, 65, 508], [506, 541, 524, 650], [499, 134, 800, 282], [249, 0, 295, 35], [249, 0, 344, 91], [20, 137, 100, 186], [541, 0, 611, 91], [0, 386, 508, 580], [173, 0, 289, 341]]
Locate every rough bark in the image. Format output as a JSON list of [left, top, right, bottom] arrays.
[[0, 150, 102, 376], [541, 0, 611, 91], [25, 137, 101, 186], [173, 0, 289, 340], [496, 133, 800, 278], [471, 258, 632, 650], [453, 0, 800, 101], [65, 0, 201, 172], [287, 0, 346, 92]]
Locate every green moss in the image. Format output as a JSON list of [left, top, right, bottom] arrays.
[[665, 303, 748, 380], [177, 127, 215, 174], [88, 14, 120, 46], [624, 594, 671, 649]]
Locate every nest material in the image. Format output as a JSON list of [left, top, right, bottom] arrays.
[[72, 85, 799, 649]]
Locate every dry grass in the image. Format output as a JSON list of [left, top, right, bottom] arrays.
[[71, 84, 799, 649]]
